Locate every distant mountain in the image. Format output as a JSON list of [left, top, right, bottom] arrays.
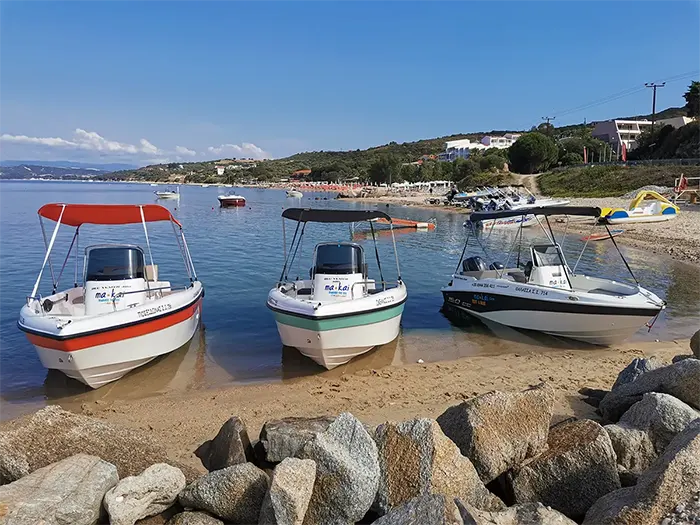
[[0, 164, 110, 180], [0, 160, 137, 172], [621, 106, 687, 121]]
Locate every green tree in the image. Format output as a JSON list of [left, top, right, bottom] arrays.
[[399, 164, 420, 183], [479, 154, 506, 172], [368, 154, 401, 184], [684, 81, 700, 118], [508, 132, 558, 174], [560, 152, 584, 166]]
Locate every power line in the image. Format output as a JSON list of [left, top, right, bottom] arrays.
[[645, 82, 665, 134]]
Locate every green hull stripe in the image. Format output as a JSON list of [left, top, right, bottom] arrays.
[[274, 303, 404, 331]]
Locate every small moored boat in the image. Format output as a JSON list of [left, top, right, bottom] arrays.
[[286, 189, 303, 198], [600, 191, 679, 224], [218, 194, 246, 207], [442, 206, 665, 345], [18, 204, 203, 388], [154, 187, 180, 199], [268, 208, 407, 369]]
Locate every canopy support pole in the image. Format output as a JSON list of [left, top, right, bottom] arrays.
[[181, 229, 197, 281], [139, 206, 155, 268], [74, 226, 80, 287], [604, 223, 639, 285], [39, 216, 58, 293], [389, 223, 401, 282], [369, 222, 385, 290], [56, 228, 79, 291], [280, 221, 301, 282], [545, 215, 573, 290], [32, 205, 65, 299], [171, 219, 193, 282], [454, 224, 472, 274]]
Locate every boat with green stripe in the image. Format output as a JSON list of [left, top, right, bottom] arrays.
[[267, 208, 408, 369]]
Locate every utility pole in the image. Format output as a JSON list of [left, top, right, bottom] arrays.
[[645, 82, 665, 134], [542, 116, 555, 135]]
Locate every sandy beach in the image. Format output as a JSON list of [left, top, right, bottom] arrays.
[[44, 338, 689, 475]]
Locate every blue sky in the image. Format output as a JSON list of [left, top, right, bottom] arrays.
[[1, 1, 698, 165]]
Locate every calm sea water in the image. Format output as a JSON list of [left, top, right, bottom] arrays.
[[1, 180, 698, 418]]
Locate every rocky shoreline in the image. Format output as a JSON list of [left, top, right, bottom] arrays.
[[1, 332, 698, 525]]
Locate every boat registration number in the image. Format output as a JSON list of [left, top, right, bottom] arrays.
[[137, 303, 173, 319]]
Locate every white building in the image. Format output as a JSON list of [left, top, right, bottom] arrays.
[[438, 139, 487, 162], [215, 165, 226, 176], [592, 117, 695, 151], [481, 133, 521, 149]]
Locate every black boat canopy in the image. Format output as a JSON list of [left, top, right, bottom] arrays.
[[282, 208, 392, 223], [469, 206, 602, 222]]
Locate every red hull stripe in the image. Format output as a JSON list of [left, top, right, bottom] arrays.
[[25, 298, 202, 352]]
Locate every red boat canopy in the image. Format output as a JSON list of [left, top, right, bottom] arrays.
[[38, 203, 182, 227]]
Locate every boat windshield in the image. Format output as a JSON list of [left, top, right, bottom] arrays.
[[532, 244, 564, 267], [85, 246, 145, 281], [314, 244, 364, 275]]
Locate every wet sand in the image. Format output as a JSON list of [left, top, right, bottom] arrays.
[[38, 338, 689, 474]]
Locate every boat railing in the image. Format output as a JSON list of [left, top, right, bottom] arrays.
[[350, 279, 402, 299]]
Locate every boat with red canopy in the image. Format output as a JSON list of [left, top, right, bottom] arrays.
[[18, 203, 203, 388]]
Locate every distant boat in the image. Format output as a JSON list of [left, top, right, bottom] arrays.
[[218, 194, 246, 207], [155, 187, 180, 199], [150, 183, 158, 187], [286, 189, 303, 198]]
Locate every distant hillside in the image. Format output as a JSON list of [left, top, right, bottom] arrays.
[[0, 164, 110, 180], [0, 160, 136, 171]]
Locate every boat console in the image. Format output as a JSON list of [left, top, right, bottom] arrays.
[[83, 245, 151, 315], [311, 242, 369, 302]]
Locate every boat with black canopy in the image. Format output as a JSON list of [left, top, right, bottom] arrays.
[[267, 208, 407, 369], [442, 206, 665, 345]]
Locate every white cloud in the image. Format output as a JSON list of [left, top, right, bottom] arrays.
[[175, 145, 197, 156], [0, 133, 78, 148], [207, 142, 268, 159]]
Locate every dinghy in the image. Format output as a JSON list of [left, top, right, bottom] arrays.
[[286, 189, 303, 198], [267, 208, 407, 369], [18, 204, 203, 388], [600, 191, 679, 224], [154, 187, 180, 199], [442, 206, 665, 345]]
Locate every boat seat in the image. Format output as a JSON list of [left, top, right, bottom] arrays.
[[507, 271, 528, 284], [72, 295, 85, 305], [296, 288, 312, 296], [145, 264, 159, 282]]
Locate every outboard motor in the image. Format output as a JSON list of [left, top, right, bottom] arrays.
[[84, 245, 149, 315], [312, 243, 366, 302], [489, 262, 505, 270], [462, 256, 488, 273]]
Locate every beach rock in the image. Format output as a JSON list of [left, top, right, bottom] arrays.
[[605, 393, 699, 474], [611, 357, 663, 390], [672, 354, 695, 363], [0, 405, 194, 485], [372, 494, 463, 525], [457, 500, 578, 525], [296, 412, 379, 525], [195, 416, 254, 472], [104, 463, 186, 525], [0, 453, 117, 525], [178, 463, 268, 523], [258, 416, 335, 463], [166, 511, 224, 525], [373, 418, 503, 515], [436, 383, 555, 483], [259, 458, 316, 525], [691, 329, 700, 358], [509, 419, 620, 520], [599, 359, 700, 422], [583, 419, 700, 525]]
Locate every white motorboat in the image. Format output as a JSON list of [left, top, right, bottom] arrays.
[[286, 189, 303, 198], [18, 204, 203, 388], [154, 187, 180, 199], [267, 208, 407, 369], [218, 194, 246, 207], [442, 206, 665, 345]]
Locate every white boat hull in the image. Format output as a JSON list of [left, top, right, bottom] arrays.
[[275, 315, 401, 369], [606, 214, 677, 224]]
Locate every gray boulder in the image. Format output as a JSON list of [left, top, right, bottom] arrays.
[[296, 412, 379, 525], [104, 463, 186, 525], [373, 418, 503, 515], [612, 357, 663, 390], [691, 329, 700, 358], [671, 354, 695, 363], [258, 416, 335, 463], [457, 500, 578, 525], [179, 462, 269, 523], [599, 359, 700, 422], [195, 416, 254, 472], [166, 511, 224, 525], [259, 458, 316, 525], [0, 453, 117, 525], [372, 494, 464, 525], [605, 393, 700, 474], [509, 419, 620, 520], [584, 420, 700, 525], [436, 383, 555, 483], [0, 405, 195, 484]]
